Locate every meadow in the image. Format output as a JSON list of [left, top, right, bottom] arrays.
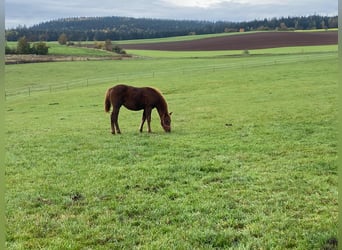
[[5, 45, 338, 249]]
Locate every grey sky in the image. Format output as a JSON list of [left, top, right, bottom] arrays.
[[5, 0, 338, 29]]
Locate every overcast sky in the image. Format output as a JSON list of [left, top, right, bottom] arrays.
[[5, 0, 338, 29]]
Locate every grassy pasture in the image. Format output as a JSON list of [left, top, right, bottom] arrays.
[[5, 47, 338, 249], [47, 43, 116, 56], [126, 45, 338, 58]]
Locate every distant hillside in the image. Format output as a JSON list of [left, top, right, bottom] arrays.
[[5, 15, 338, 42]]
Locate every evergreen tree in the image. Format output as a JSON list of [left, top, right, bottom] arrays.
[[5, 15, 339, 42]]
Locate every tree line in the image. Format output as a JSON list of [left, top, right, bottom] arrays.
[[5, 15, 338, 42]]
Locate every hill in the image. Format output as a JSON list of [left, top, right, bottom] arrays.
[[5, 15, 338, 42]]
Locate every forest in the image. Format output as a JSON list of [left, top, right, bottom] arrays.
[[5, 15, 338, 42]]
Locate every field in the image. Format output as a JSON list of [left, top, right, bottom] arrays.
[[120, 31, 337, 51], [5, 39, 338, 248]]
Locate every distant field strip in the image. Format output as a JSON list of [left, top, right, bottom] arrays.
[[5, 50, 337, 98], [127, 45, 337, 58]]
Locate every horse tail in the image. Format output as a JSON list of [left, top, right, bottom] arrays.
[[104, 88, 112, 113]]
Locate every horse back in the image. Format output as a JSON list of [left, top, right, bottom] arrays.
[[109, 84, 163, 111]]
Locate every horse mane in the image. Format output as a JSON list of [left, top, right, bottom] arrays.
[[150, 87, 168, 113]]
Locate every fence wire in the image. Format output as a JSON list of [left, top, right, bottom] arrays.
[[5, 52, 337, 99]]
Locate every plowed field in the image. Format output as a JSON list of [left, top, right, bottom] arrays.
[[121, 31, 337, 51]]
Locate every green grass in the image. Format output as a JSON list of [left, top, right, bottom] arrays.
[[5, 49, 338, 249], [5, 46, 337, 91], [126, 45, 337, 58], [47, 42, 117, 56]]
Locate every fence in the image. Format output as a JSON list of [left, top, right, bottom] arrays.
[[5, 52, 337, 100]]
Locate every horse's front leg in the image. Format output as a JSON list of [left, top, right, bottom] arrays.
[[146, 108, 152, 133], [139, 110, 146, 132]]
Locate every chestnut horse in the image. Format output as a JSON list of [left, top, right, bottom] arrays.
[[105, 84, 172, 134]]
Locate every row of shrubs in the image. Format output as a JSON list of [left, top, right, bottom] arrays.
[[65, 39, 126, 55], [6, 36, 126, 56], [6, 37, 49, 55]]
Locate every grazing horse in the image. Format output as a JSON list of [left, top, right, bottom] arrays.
[[105, 84, 172, 134]]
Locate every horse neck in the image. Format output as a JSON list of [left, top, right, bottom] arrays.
[[156, 98, 168, 118]]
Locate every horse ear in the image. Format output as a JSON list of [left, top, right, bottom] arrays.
[[169, 112, 173, 116]]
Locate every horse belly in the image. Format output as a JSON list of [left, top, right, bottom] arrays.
[[123, 101, 144, 111]]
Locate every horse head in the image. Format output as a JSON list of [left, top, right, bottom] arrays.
[[161, 112, 172, 132]]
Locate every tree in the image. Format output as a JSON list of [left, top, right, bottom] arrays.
[[278, 22, 288, 31], [328, 17, 338, 28], [16, 36, 31, 54], [104, 39, 113, 51], [58, 33, 68, 45]]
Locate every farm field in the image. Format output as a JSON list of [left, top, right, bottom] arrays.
[[120, 30, 337, 51], [5, 45, 338, 249]]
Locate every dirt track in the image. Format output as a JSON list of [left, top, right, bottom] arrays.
[[121, 31, 337, 51]]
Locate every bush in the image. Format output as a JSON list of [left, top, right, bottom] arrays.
[[113, 45, 126, 55], [243, 49, 250, 55], [32, 42, 49, 55], [5, 45, 16, 54], [94, 42, 105, 50], [6, 37, 49, 55]]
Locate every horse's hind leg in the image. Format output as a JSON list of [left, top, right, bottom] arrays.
[[110, 112, 116, 134], [111, 107, 121, 134], [139, 110, 146, 133]]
